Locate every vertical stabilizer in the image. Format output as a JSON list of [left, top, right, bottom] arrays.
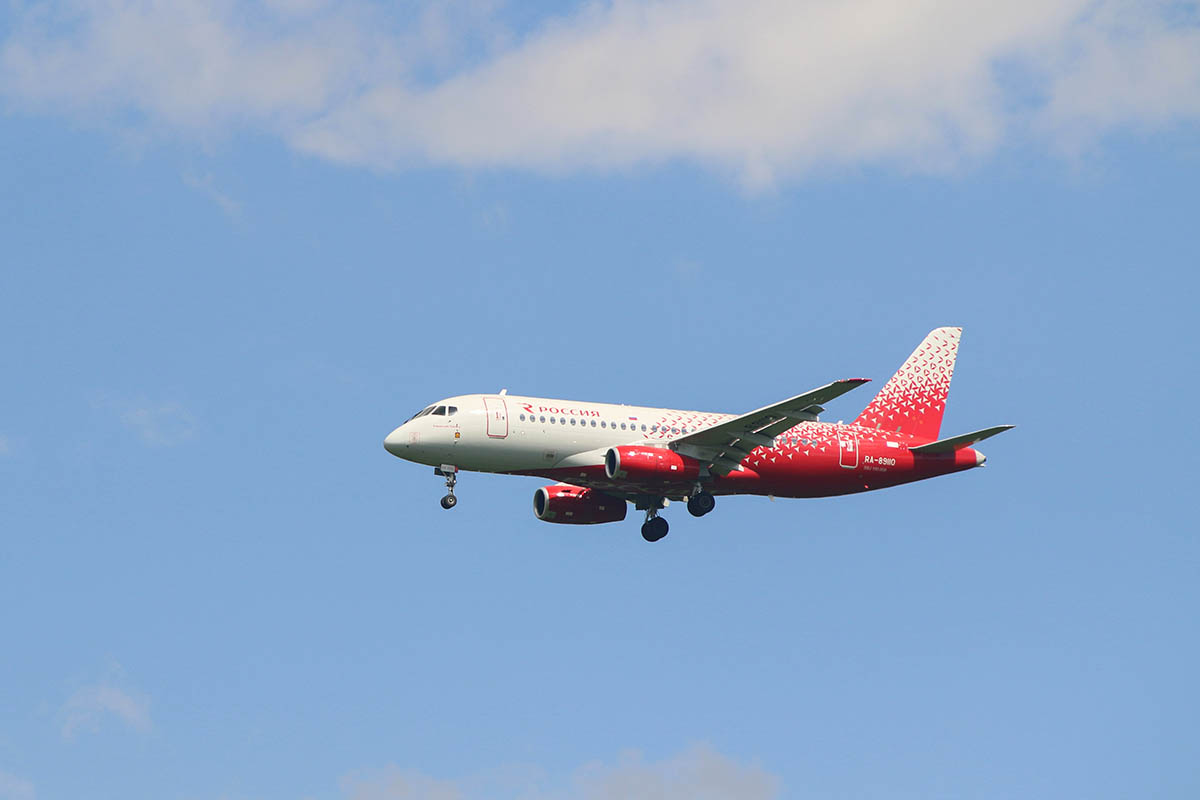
[[854, 327, 961, 441]]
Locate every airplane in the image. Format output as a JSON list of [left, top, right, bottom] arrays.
[[383, 327, 1013, 542]]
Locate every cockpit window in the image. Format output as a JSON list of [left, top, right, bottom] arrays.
[[447, 406, 457, 415], [432, 405, 447, 416], [406, 405, 435, 422]]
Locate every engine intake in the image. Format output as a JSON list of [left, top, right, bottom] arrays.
[[533, 484, 627, 525], [605, 446, 701, 482]]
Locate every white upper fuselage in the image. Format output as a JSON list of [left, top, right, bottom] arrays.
[[384, 393, 734, 474]]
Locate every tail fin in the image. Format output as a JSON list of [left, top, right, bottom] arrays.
[[854, 327, 962, 440]]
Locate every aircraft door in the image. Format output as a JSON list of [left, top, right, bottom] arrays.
[[484, 396, 508, 438], [838, 428, 859, 469]]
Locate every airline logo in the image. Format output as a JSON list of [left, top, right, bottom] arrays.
[[520, 403, 601, 417]]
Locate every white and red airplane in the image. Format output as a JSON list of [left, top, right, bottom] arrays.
[[384, 327, 1012, 542]]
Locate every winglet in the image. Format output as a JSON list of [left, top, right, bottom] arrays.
[[909, 425, 1015, 454]]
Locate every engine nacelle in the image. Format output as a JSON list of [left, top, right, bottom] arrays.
[[533, 484, 627, 525], [605, 446, 701, 482]]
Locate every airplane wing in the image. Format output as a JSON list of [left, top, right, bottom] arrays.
[[669, 378, 870, 475]]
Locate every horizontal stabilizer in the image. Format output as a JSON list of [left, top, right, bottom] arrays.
[[909, 425, 1015, 454]]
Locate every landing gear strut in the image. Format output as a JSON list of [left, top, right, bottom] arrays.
[[687, 490, 716, 517], [435, 464, 458, 509], [640, 501, 669, 542]]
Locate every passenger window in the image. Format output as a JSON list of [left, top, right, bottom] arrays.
[[641, 424, 647, 431], [590, 420, 597, 427], [550, 417, 556, 424], [520, 414, 526, 421], [570, 418, 576, 425], [620, 423, 626, 430], [601, 421, 607, 428], [539, 416, 546, 423], [561, 418, 566, 425]]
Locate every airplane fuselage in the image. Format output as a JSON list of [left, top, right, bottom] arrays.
[[383, 327, 1010, 541], [384, 392, 982, 500]]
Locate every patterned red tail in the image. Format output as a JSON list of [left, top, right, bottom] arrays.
[[853, 327, 962, 441]]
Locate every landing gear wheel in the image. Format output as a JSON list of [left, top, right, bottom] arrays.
[[687, 491, 716, 517], [641, 516, 669, 542], [436, 465, 458, 510]]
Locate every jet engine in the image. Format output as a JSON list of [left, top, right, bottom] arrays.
[[533, 484, 627, 524], [605, 446, 701, 482]]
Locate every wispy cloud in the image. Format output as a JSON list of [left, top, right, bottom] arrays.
[[61, 675, 152, 740], [121, 403, 195, 446], [341, 768, 465, 800], [90, 392, 197, 446], [60, 661, 151, 740], [3, 1, 1199, 185], [339, 744, 780, 800], [182, 170, 240, 217], [0, 770, 35, 800]]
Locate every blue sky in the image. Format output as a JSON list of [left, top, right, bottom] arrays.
[[2, 2, 1199, 799]]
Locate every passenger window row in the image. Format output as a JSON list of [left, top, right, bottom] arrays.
[[517, 413, 692, 435]]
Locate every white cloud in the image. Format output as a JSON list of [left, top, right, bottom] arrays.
[[0, 770, 35, 800], [339, 744, 780, 800], [3, 0, 1199, 185], [61, 681, 152, 740]]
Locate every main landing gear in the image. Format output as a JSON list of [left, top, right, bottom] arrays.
[[687, 490, 716, 517], [638, 496, 669, 542], [641, 510, 668, 543], [638, 489, 716, 542], [435, 464, 458, 509]]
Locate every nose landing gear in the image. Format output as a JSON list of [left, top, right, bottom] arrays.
[[435, 465, 458, 510]]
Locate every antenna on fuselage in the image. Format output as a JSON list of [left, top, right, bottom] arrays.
[[499, 388, 508, 395]]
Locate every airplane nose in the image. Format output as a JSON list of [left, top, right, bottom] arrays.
[[384, 426, 405, 456]]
